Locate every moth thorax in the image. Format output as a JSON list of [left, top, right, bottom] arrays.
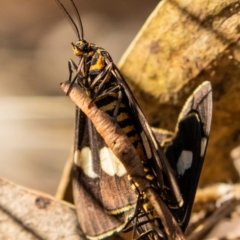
[[89, 51, 106, 74]]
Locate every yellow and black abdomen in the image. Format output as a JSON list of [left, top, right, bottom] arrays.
[[94, 85, 157, 187]]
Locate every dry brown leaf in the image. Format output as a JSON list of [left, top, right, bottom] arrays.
[[119, 0, 240, 185], [0, 177, 129, 240], [0, 177, 85, 240], [186, 183, 240, 239]]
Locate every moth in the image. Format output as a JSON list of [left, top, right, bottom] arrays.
[[56, 0, 213, 239], [55, 0, 184, 239], [61, 78, 212, 240]]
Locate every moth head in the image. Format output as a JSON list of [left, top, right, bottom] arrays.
[[72, 40, 90, 56]]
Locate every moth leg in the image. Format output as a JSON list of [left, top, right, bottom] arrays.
[[89, 84, 120, 106], [68, 59, 78, 81], [89, 62, 124, 116], [112, 89, 123, 118], [122, 193, 165, 240], [67, 57, 89, 94], [90, 62, 113, 89], [65, 59, 78, 95], [90, 63, 123, 118], [89, 62, 114, 102], [122, 193, 145, 237], [91, 70, 112, 99]]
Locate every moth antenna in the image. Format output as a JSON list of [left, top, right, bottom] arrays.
[[68, 0, 84, 40], [54, 0, 81, 40]]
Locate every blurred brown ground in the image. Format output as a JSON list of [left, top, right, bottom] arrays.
[[0, 0, 158, 194]]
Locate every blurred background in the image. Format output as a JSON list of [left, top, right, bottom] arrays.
[[0, 0, 159, 195]]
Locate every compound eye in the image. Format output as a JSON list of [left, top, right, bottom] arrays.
[[82, 42, 88, 51], [76, 40, 88, 52]]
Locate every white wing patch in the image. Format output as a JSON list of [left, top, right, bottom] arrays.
[[74, 148, 98, 178], [100, 147, 127, 177], [200, 137, 207, 157], [177, 150, 193, 176]]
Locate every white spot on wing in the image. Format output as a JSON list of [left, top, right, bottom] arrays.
[[200, 138, 207, 157], [177, 150, 193, 176], [100, 147, 126, 176], [74, 148, 98, 178], [140, 131, 152, 159]]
